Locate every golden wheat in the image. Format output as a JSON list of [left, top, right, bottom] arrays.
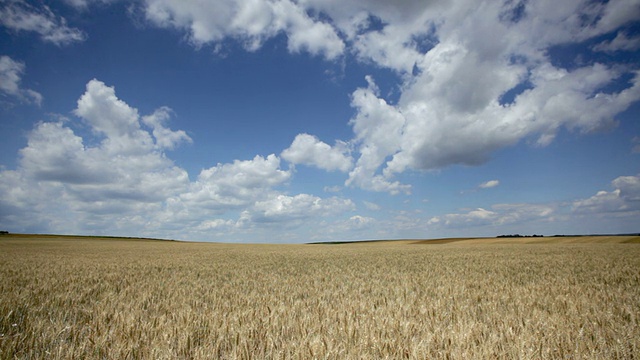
[[1, 235, 639, 359]]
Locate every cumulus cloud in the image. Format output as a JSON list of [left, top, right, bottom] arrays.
[[281, 133, 352, 172], [142, 0, 344, 59], [142, 107, 192, 150], [346, 76, 411, 194], [274, 0, 345, 59], [302, 0, 437, 73], [333, 0, 640, 193], [0, 79, 358, 240], [180, 154, 291, 211], [134, 0, 640, 195], [75, 80, 146, 140], [74, 80, 192, 155], [380, 55, 640, 174], [21, 80, 192, 199], [0, 80, 193, 235], [0, 56, 42, 106], [249, 194, 355, 223], [0, 0, 86, 45]]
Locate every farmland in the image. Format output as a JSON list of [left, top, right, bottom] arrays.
[[1, 234, 639, 359]]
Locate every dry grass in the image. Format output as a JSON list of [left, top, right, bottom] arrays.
[[1, 234, 639, 359], [411, 235, 640, 245]]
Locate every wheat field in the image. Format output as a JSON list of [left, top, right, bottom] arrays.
[[1, 234, 639, 359]]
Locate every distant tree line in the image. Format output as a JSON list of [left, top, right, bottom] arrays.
[[496, 234, 544, 238], [0, 230, 9, 235]]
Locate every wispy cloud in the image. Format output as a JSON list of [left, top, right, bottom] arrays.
[[363, 201, 381, 211], [593, 32, 640, 53], [427, 204, 555, 230], [0, 0, 86, 45], [0, 56, 42, 106]]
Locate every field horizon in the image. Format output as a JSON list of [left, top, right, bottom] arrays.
[[2, 232, 639, 245]]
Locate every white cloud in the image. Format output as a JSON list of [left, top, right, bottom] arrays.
[[613, 175, 640, 203], [350, 19, 425, 73], [62, 0, 115, 10], [0, 79, 364, 240], [193, 218, 236, 232], [135, 0, 640, 196], [428, 174, 640, 233], [0, 56, 42, 106], [141, 107, 192, 150], [144, 0, 245, 45], [249, 194, 355, 223], [333, 1, 640, 193], [491, 204, 555, 226], [595, 0, 640, 35], [183, 193, 356, 242], [325, 215, 378, 237], [74, 80, 191, 153], [428, 208, 498, 228], [593, 32, 640, 53], [479, 180, 500, 189], [428, 204, 555, 229], [143, 0, 344, 59], [573, 174, 640, 215], [62, 0, 90, 9], [573, 190, 626, 214], [19, 121, 106, 185], [272, 0, 345, 59], [75, 79, 147, 141], [281, 133, 352, 172], [345, 215, 375, 229], [302, 0, 438, 73], [346, 77, 411, 194], [180, 154, 291, 211], [380, 53, 640, 176], [0, 80, 194, 236], [20, 81, 192, 202], [0, 0, 86, 45]]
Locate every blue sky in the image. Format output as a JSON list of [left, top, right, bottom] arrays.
[[0, 0, 639, 242]]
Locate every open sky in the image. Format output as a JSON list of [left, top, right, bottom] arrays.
[[1, 0, 639, 242]]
